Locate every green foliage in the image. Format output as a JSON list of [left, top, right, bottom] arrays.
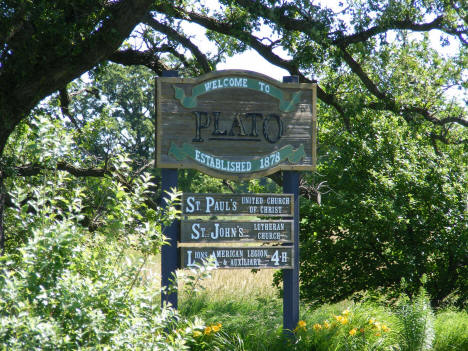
[[1, 1, 108, 77], [433, 309, 468, 351], [297, 105, 467, 307], [394, 284, 435, 351], [180, 284, 467, 351], [180, 290, 284, 351], [177, 257, 217, 314], [178, 169, 228, 193], [0, 163, 197, 350], [291, 303, 399, 351], [71, 63, 156, 164], [1, 112, 163, 252]]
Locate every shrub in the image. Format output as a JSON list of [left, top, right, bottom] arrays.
[[297, 109, 467, 308], [0, 170, 195, 350], [394, 284, 435, 351]]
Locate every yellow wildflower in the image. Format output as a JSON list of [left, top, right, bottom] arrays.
[[340, 317, 349, 325], [211, 324, 221, 333], [204, 326, 212, 335], [349, 328, 357, 336], [334, 315, 343, 322], [374, 322, 381, 330], [375, 332, 381, 337], [342, 309, 350, 316], [193, 330, 202, 338], [369, 318, 376, 325], [216, 322, 222, 329], [382, 325, 390, 332], [294, 320, 307, 333], [313, 323, 322, 331], [323, 321, 331, 329]]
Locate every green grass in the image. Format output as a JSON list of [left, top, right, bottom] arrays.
[[433, 309, 468, 351], [146, 255, 468, 350]]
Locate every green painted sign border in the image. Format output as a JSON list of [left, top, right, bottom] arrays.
[[173, 76, 302, 112], [169, 142, 305, 173]]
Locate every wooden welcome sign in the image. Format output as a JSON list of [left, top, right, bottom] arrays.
[[156, 70, 317, 180], [158, 70, 315, 333]]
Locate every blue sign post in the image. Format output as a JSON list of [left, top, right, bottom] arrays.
[[282, 76, 300, 335], [160, 71, 179, 309]]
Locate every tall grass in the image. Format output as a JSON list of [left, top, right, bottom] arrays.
[[178, 268, 284, 351], [144, 253, 277, 301], [394, 288, 435, 351], [433, 309, 468, 351], [145, 255, 468, 351]]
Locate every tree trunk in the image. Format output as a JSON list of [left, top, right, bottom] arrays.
[[0, 178, 5, 255], [0, 0, 155, 157]]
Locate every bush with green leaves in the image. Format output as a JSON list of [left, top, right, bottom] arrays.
[[297, 106, 467, 308], [394, 282, 435, 351], [0, 166, 193, 350]]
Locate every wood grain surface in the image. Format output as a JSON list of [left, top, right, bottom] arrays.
[[156, 70, 316, 180]]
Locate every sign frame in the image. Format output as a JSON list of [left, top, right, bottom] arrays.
[[158, 71, 311, 336]]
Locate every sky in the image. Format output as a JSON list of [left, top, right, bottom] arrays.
[[217, 50, 289, 81], [180, 19, 290, 81], [180, 1, 462, 84]]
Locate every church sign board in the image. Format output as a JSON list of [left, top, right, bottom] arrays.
[[181, 193, 294, 216], [156, 70, 316, 180], [180, 219, 293, 243]]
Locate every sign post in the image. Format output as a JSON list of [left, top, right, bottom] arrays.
[[283, 170, 300, 334], [282, 76, 301, 334], [159, 71, 179, 309], [156, 70, 316, 334]]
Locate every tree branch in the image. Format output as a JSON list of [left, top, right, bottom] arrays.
[[0, 178, 5, 255], [332, 16, 447, 46], [402, 107, 468, 127], [223, 0, 467, 131], [143, 16, 213, 73], [7, 162, 111, 179], [59, 87, 82, 132], [338, 45, 388, 101], [109, 49, 168, 73], [0, 0, 155, 156]]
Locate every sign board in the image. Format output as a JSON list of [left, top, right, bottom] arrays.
[[180, 220, 293, 243], [181, 193, 294, 216], [156, 70, 316, 180], [180, 246, 293, 269]]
